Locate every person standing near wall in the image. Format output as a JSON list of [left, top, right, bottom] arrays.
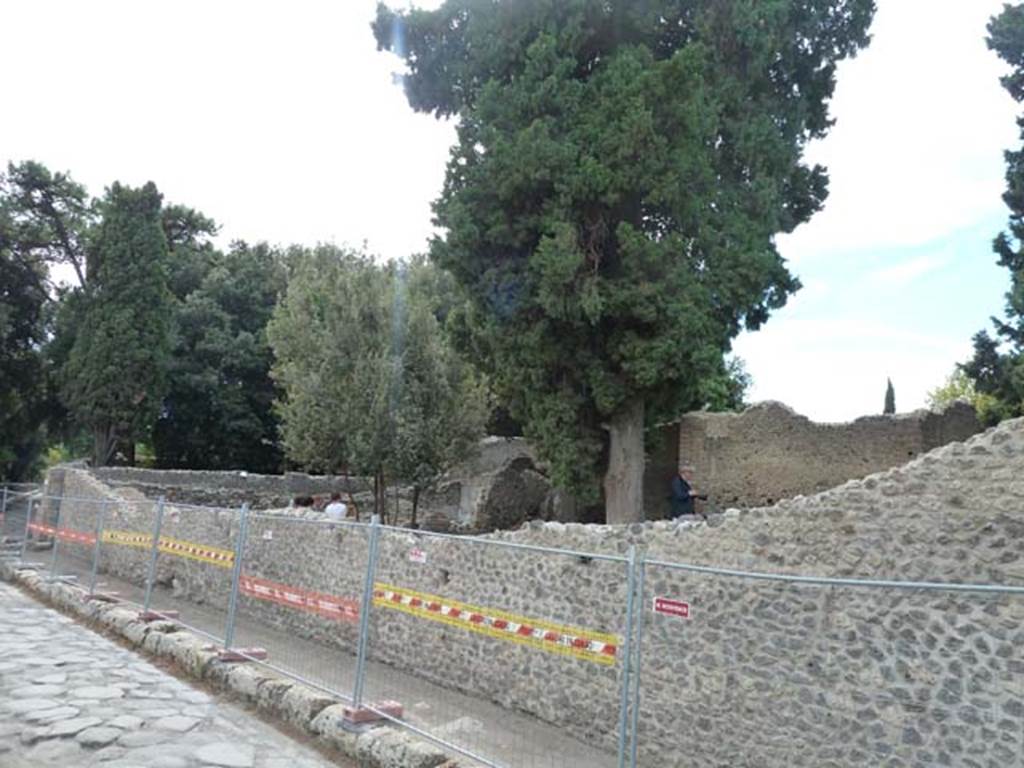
[[670, 466, 704, 519], [323, 493, 348, 522]]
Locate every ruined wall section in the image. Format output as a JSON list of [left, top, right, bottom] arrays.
[[91, 467, 372, 509], [670, 400, 981, 510]]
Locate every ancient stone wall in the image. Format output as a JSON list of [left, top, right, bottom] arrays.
[[510, 417, 1024, 766], [42, 417, 1024, 767], [644, 400, 981, 514], [91, 466, 373, 510]]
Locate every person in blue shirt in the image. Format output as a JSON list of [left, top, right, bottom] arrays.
[[670, 465, 702, 519]]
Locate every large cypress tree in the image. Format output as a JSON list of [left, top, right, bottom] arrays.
[[62, 183, 173, 466], [374, 0, 875, 520]]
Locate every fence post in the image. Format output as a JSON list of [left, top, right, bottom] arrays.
[[142, 497, 166, 613], [616, 544, 639, 768], [352, 514, 382, 708], [628, 558, 647, 768], [88, 501, 108, 596], [48, 499, 63, 579], [20, 498, 34, 560], [223, 503, 250, 650]]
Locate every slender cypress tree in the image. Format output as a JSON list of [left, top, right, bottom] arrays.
[[62, 182, 173, 465]]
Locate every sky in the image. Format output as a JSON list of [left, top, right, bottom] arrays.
[[0, 0, 1017, 422]]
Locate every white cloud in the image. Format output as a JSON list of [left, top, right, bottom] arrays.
[[867, 254, 947, 287], [780, 0, 1017, 264]]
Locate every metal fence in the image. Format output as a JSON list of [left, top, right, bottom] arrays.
[[0, 484, 39, 559], [10, 486, 1024, 768]]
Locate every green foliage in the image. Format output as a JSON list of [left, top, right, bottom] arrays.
[[0, 160, 94, 288], [927, 369, 1002, 425], [61, 182, 174, 465], [1, 161, 284, 474], [374, 0, 875, 501], [154, 242, 286, 473], [883, 377, 895, 415], [0, 208, 49, 481], [268, 248, 486, 508], [700, 356, 752, 413], [962, 4, 1024, 422]]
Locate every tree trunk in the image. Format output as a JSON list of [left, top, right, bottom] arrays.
[[603, 396, 645, 525], [92, 423, 118, 467], [411, 486, 420, 529], [124, 441, 136, 467], [341, 466, 360, 521], [374, 468, 386, 523]]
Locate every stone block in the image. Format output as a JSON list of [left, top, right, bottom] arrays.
[[278, 684, 337, 728]]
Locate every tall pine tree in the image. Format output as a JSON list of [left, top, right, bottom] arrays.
[[62, 183, 173, 465], [374, 0, 875, 520]]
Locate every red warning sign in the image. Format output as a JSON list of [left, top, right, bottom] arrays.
[[653, 596, 690, 619]]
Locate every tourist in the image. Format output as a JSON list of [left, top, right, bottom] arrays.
[[670, 465, 703, 519], [323, 493, 348, 522]]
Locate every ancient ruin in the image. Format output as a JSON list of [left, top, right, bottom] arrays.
[[644, 400, 982, 515]]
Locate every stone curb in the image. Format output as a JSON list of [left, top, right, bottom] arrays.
[[0, 561, 456, 768]]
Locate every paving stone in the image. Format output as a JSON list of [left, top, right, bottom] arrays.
[[0, 581, 340, 768], [117, 729, 174, 748], [49, 716, 103, 737], [10, 684, 64, 698], [5, 698, 61, 714], [31, 673, 67, 685], [23, 706, 80, 723], [76, 726, 122, 748], [20, 726, 52, 746], [132, 706, 180, 719], [151, 715, 200, 733], [93, 744, 127, 762], [107, 715, 144, 730], [70, 685, 124, 700], [194, 742, 255, 768]]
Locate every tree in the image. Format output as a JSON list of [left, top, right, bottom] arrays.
[[61, 183, 173, 466], [0, 161, 94, 289], [0, 208, 50, 481], [153, 242, 286, 473], [373, 0, 875, 521], [883, 377, 895, 414], [268, 248, 486, 520], [962, 4, 1024, 422], [927, 368, 1001, 425], [392, 260, 489, 525]]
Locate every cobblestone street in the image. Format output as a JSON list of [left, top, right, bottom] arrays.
[[0, 581, 349, 768]]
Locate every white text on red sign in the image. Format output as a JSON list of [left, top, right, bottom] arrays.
[[653, 596, 690, 619]]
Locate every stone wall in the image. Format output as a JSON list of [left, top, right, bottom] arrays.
[[42, 417, 1024, 767], [510, 416, 1024, 766], [644, 400, 981, 515], [91, 466, 373, 510]]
